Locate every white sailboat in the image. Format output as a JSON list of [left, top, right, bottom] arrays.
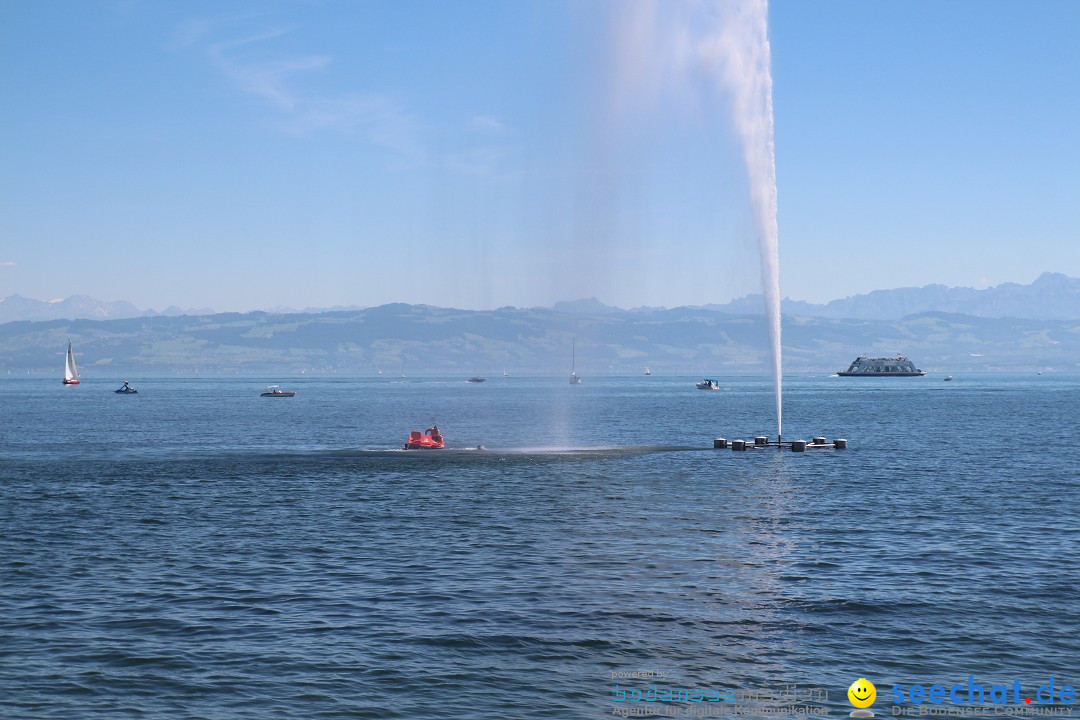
[[570, 339, 581, 384], [63, 340, 80, 385], [644, 365, 652, 376]]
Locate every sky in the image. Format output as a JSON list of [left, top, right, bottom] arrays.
[[1, 0, 1078, 312]]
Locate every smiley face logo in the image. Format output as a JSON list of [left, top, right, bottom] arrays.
[[847, 678, 876, 708]]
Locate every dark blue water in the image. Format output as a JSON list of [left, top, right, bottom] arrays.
[[2, 374, 1078, 718]]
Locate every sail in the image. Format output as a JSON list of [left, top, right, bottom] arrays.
[[65, 341, 79, 382]]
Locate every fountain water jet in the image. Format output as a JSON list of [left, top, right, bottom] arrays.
[[606, 0, 783, 438], [702, 0, 782, 438]]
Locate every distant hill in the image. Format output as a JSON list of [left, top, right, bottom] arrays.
[[1, 303, 1076, 375], [3, 272, 1078, 323], [702, 272, 1080, 321]]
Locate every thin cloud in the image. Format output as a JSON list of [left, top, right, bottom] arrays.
[[468, 115, 508, 134], [286, 93, 425, 166], [448, 116, 518, 176], [171, 16, 223, 50], [169, 11, 274, 51], [443, 146, 510, 177], [208, 28, 326, 112], [194, 22, 425, 164], [0, 261, 15, 267]]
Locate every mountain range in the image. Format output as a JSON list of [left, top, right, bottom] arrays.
[[2, 273, 1078, 374], [698, 272, 1080, 321], [1, 302, 1076, 375], [0, 294, 213, 323], [3, 272, 1078, 323]]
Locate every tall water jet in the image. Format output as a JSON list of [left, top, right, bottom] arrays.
[[605, 0, 783, 436], [700, 0, 782, 438]]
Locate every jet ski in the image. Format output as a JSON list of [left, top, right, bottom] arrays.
[[115, 381, 138, 394]]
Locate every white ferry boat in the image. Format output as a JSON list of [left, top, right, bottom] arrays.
[[838, 356, 927, 377]]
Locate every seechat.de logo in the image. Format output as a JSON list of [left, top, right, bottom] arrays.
[[848, 678, 877, 717]]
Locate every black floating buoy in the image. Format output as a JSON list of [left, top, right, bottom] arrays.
[[711, 435, 847, 452]]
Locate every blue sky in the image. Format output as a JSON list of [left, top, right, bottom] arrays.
[[2, 0, 1078, 312]]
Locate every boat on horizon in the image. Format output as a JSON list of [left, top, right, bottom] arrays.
[[62, 340, 80, 385], [467, 377, 486, 383], [644, 365, 652, 376], [838, 356, 927, 377], [570, 339, 581, 384], [696, 379, 720, 390], [405, 425, 444, 450], [260, 385, 296, 397]]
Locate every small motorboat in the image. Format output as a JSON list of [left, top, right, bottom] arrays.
[[115, 381, 138, 394], [261, 385, 296, 397], [467, 377, 487, 383], [944, 376, 953, 382], [696, 379, 720, 390], [405, 425, 444, 450]]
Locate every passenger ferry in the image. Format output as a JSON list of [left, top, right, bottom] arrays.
[[838, 356, 927, 376]]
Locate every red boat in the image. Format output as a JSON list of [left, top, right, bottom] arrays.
[[405, 425, 444, 450]]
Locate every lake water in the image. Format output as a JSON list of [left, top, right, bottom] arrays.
[[2, 374, 1078, 718]]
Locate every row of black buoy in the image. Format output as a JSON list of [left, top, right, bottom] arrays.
[[713, 436, 847, 451]]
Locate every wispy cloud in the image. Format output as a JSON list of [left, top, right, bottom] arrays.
[[468, 115, 508, 134], [208, 28, 328, 112], [285, 93, 424, 166], [169, 11, 272, 51], [444, 146, 511, 177], [186, 20, 425, 165], [447, 116, 516, 176], [171, 16, 223, 50], [178, 17, 523, 175], [0, 261, 16, 267]]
